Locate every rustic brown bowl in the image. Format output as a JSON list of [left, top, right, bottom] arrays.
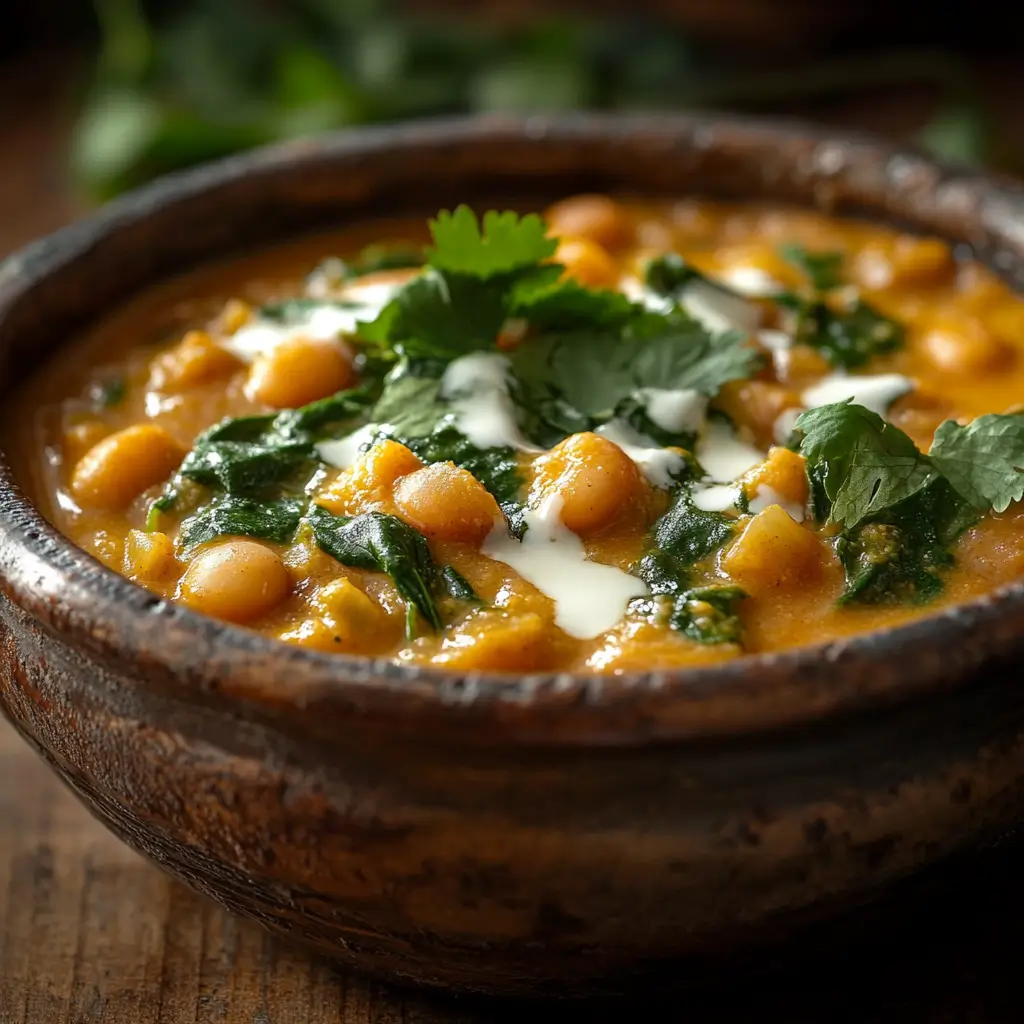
[[2, 114, 1024, 998]]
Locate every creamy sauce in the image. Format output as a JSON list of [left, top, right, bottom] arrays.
[[594, 420, 687, 489], [639, 388, 707, 434], [749, 484, 806, 521], [439, 352, 542, 453], [681, 280, 762, 336], [801, 372, 914, 418], [481, 494, 648, 639]]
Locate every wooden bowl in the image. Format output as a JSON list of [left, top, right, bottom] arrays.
[[2, 114, 1024, 998]]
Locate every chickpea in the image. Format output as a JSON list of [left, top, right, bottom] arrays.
[[70, 424, 185, 510], [530, 432, 645, 536], [247, 337, 356, 409], [714, 380, 800, 450], [920, 319, 1012, 375], [124, 529, 177, 583], [544, 195, 631, 250], [178, 540, 291, 624], [743, 447, 809, 508], [394, 463, 502, 544], [553, 238, 620, 290], [149, 330, 242, 390], [317, 440, 424, 515]]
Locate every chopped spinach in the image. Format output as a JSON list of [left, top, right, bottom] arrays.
[[633, 491, 736, 597], [837, 482, 976, 605], [670, 585, 748, 644], [308, 505, 442, 632], [179, 496, 306, 553], [778, 243, 845, 291], [90, 376, 127, 409], [437, 565, 480, 604], [784, 295, 905, 370]]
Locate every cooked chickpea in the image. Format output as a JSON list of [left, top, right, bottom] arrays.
[[317, 440, 423, 515], [179, 541, 291, 624], [70, 424, 185, 510], [743, 447, 809, 508], [531, 432, 645, 536], [394, 463, 502, 544], [920, 319, 1012, 375], [124, 529, 177, 583], [247, 337, 356, 409], [544, 195, 631, 249], [553, 238, 620, 289], [149, 330, 242, 390], [714, 380, 800, 449]]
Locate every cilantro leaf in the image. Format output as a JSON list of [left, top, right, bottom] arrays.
[[512, 320, 760, 429], [778, 243, 845, 292], [795, 403, 937, 529], [428, 207, 556, 278], [928, 413, 1024, 513]]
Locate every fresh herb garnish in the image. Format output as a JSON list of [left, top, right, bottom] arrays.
[[308, 505, 443, 633], [796, 402, 1024, 602]]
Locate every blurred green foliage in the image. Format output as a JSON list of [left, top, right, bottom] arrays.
[[73, 0, 1001, 201]]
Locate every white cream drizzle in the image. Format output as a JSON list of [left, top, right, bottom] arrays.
[[439, 352, 542, 453], [481, 494, 648, 639], [691, 484, 741, 512], [717, 266, 783, 298], [638, 388, 707, 434], [219, 280, 399, 364], [800, 372, 914, 418], [316, 422, 383, 470], [595, 420, 687, 489], [695, 419, 765, 483], [749, 484, 806, 522], [681, 280, 762, 336]]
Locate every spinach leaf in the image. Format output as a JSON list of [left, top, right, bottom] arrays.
[[179, 496, 306, 553], [669, 585, 748, 644], [437, 565, 480, 603], [778, 243, 845, 291], [785, 295, 905, 370], [308, 505, 442, 631], [176, 438, 315, 496], [837, 481, 977, 605], [633, 491, 736, 597], [90, 376, 127, 409], [402, 425, 524, 512]]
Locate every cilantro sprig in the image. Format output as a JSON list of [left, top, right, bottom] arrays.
[[795, 403, 1024, 529], [796, 402, 1024, 604]]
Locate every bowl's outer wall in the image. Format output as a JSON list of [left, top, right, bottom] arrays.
[[3, 115, 1024, 994]]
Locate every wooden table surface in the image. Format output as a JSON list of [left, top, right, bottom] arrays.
[[4, 49, 1024, 1024]]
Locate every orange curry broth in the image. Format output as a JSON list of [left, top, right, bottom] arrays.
[[8, 198, 1024, 673]]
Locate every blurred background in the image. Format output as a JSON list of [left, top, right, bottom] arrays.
[[2, 0, 1023, 252]]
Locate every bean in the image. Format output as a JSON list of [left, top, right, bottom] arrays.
[[394, 463, 501, 544], [179, 540, 291, 623], [70, 424, 185, 509], [247, 337, 356, 409]]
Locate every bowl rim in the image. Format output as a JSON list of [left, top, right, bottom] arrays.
[[3, 110, 1024, 748]]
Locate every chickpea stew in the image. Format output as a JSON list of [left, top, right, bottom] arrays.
[[10, 197, 1024, 674]]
